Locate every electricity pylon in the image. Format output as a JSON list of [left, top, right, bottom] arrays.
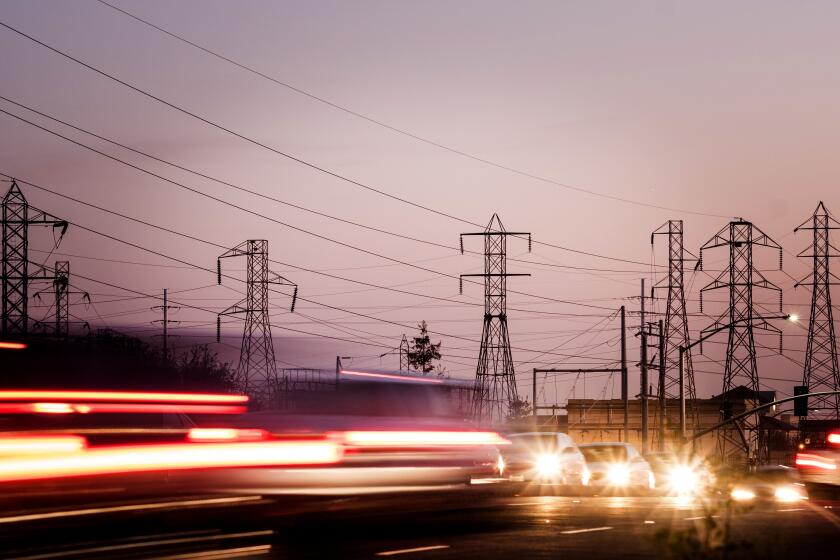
[[652, 220, 697, 432], [399, 334, 410, 371], [1, 180, 67, 335], [460, 214, 530, 425], [216, 240, 297, 407], [698, 219, 783, 465], [795, 202, 840, 420]]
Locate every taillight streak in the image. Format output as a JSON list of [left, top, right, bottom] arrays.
[[0, 403, 247, 415], [0, 440, 342, 483], [0, 390, 248, 404], [795, 453, 838, 470], [340, 430, 511, 447], [827, 432, 840, 445], [187, 428, 269, 442], [0, 435, 86, 455]]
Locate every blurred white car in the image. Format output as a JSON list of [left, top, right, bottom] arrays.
[[578, 442, 655, 492], [501, 432, 587, 485]]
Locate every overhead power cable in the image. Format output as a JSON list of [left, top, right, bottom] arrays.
[[93, 0, 730, 220], [0, 19, 662, 268]]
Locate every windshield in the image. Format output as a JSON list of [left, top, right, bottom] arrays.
[[509, 434, 559, 450], [580, 445, 628, 463]]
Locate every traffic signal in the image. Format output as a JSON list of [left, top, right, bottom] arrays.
[[794, 385, 809, 417]]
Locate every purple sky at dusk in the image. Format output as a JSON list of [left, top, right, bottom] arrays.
[[2, 1, 838, 406]]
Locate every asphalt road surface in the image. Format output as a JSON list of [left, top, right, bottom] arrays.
[[2, 488, 839, 559]]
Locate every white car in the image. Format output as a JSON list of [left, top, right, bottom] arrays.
[[501, 432, 588, 486], [578, 442, 655, 493]]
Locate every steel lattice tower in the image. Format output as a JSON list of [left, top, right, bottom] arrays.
[[652, 221, 696, 428], [1, 180, 67, 335], [795, 202, 840, 420], [699, 220, 783, 464], [460, 214, 530, 425], [399, 334, 410, 371], [217, 240, 297, 407], [53, 261, 69, 338]]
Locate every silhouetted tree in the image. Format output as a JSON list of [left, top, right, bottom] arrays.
[[407, 321, 442, 374]]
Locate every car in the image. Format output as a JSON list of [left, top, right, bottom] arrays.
[[730, 465, 808, 503], [578, 442, 655, 493], [795, 430, 840, 488], [644, 451, 714, 496], [500, 432, 588, 486]]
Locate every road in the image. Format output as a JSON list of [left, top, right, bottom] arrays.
[[2, 488, 839, 559]]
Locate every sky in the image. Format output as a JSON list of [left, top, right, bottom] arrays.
[[1, 0, 838, 406]]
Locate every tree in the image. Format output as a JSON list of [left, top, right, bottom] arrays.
[[507, 396, 532, 420], [407, 321, 442, 374]]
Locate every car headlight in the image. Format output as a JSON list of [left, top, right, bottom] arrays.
[[774, 485, 804, 503], [582, 467, 591, 486], [730, 487, 756, 501], [607, 464, 631, 486], [668, 466, 699, 494], [497, 454, 506, 476], [535, 453, 561, 476]]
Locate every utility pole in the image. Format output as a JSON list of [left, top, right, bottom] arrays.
[[152, 288, 180, 363], [699, 219, 784, 465], [795, 202, 840, 421], [621, 305, 628, 442], [460, 214, 531, 425], [1, 180, 68, 335], [652, 220, 696, 430], [216, 240, 297, 407], [640, 279, 649, 454], [657, 320, 665, 451]]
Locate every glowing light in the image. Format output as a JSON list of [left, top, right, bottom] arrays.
[[775, 485, 805, 503], [607, 464, 631, 486], [535, 453, 561, 477], [0, 342, 26, 350], [496, 454, 506, 476], [187, 428, 269, 442], [668, 466, 699, 494], [31, 402, 74, 414], [0, 390, 248, 404], [0, 440, 342, 483], [341, 430, 510, 447], [788, 314, 799, 322], [731, 488, 756, 501], [339, 370, 444, 384], [0, 435, 86, 455], [582, 467, 591, 486], [827, 432, 840, 445], [795, 453, 837, 470]]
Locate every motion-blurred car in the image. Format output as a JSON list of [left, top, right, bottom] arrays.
[[795, 430, 840, 488], [644, 451, 714, 496], [175, 371, 510, 495], [578, 442, 655, 493], [730, 465, 808, 503], [500, 432, 587, 486]]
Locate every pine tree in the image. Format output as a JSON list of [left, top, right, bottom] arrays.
[[407, 320, 442, 374]]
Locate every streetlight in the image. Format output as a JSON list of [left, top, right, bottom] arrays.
[[678, 313, 794, 440]]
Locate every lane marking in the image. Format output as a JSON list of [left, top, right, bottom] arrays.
[[560, 526, 613, 535], [0, 495, 264, 524], [684, 515, 720, 521], [11, 531, 273, 560], [778, 508, 805, 512], [376, 545, 450, 556], [644, 520, 655, 524]]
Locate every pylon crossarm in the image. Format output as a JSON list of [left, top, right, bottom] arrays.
[[218, 301, 248, 316]]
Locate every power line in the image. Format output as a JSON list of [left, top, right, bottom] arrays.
[[92, 0, 730, 220], [0, 19, 662, 268]]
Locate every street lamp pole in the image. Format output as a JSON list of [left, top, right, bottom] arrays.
[[678, 313, 791, 443]]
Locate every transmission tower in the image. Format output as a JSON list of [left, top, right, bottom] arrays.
[[1, 180, 68, 335], [216, 240, 297, 407], [652, 220, 697, 431], [152, 288, 180, 363], [795, 202, 840, 420], [698, 219, 783, 464], [32, 261, 89, 339], [460, 214, 531, 425], [399, 334, 410, 371]]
